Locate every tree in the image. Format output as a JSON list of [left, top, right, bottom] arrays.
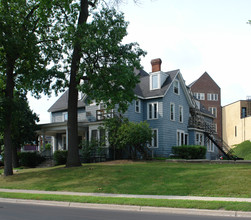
[[117, 121, 153, 159], [11, 93, 39, 168], [56, 1, 146, 167], [103, 115, 128, 159], [0, 0, 64, 176]]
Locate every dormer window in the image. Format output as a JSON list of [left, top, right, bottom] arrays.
[[150, 72, 169, 91], [152, 75, 159, 90]]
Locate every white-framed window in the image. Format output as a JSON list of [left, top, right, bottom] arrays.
[[150, 129, 158, 148], [135, 99, 141, 113], [173, 80, 180, 95], [179, 105, 183, 123], [62, 112, 68, 122], [177, 130, 188, 146], [208, 107, 217, 117], [148, 102, 158, 120], [194, 92, 205, 100], [207, 93, 218, 101], [170, 103, 175, 121], [195, 132, 204, 146], [62, 135, 67, 150], [207, 140, 214, 152], [151, 74, 159, 90]]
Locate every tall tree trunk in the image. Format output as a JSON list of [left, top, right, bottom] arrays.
[[4, 58, 15, 176], [12, 145, 19, 168], [66, 0, 89, 167]]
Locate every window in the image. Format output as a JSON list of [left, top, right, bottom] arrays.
[[195, 133, 204, 146], [179, 106, 183, 123], [235, 126, 237, 137], [62, 112, 68, 122], [152, 75, 159, 90], [208, 107, 217, 117], [173, 80, 180, 94], [177, 130, 188, 146], [241, 107, 247, 118], [207, 140, 214, 152], [194, 92, 205, 100], [150, 129, 158, 148], [148, 102, 158, 120], [91, 129, 98, 141], [170, 103, 175, 121], [135, 100, 141, 113], [207, 93, 218, 101]]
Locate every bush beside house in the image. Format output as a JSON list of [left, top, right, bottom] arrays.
[[172, 145, 207, 159]]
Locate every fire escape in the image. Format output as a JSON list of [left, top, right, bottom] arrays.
[[189, 108, 242, 160]]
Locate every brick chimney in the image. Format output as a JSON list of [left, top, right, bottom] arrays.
[[151, 58, 162, 72]]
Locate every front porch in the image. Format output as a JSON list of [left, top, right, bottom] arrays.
[[37, 121, 104, 156]]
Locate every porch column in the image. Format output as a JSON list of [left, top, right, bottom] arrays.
[[52, 136, 56, 153], [38, 136, 41, 152], [66, 127, 69, 150], [42, 131, 46, 151]]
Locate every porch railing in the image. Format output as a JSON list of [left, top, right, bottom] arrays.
[[96, 109, 114, 121]]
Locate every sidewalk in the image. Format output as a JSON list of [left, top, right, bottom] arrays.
[[1, 189, 251, 218], [1, 188, 251, 203]]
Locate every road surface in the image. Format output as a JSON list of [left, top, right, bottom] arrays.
[[0, 202, 250, 220]]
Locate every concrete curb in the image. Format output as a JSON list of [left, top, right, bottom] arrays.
[[1, 198, 251, 217]]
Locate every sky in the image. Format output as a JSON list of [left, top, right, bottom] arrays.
[[28, 0, 251, 124]]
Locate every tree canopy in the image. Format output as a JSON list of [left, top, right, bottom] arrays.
[[0, 0, 65, 175]]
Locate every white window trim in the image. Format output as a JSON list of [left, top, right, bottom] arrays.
[[209, 107, 217, 117], [195, 132, 204, 146], [177, 130, 188, 146], [170, 103, 175, 121], [150, 74, 160, 90], [135, 99, 141, 113], [207, 140, 215, 152], [207, 93, 218, 101], [147, 102, 158, 120], [149, 128, 158, 148], [62, 112, 68, 122], [179, 105, 183, 123], [173, 79, 180, 95]]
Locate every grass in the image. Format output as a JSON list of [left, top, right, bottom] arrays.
[[232, 141, 251, 160], [1, 192, 251, 212], [0, 161, 251, 198]]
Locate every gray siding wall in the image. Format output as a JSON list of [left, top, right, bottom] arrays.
[[124, 75, 191, 158], [124, 99, 144, 122]]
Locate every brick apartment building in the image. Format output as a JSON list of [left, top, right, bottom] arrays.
[[189, 72, 222, 138]]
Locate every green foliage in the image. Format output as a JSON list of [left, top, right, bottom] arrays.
[[18, 152, 45, 168], [232, 141, 251, 160], [78, 7, 146, 113], [172, 145, 207, 159], [117, 121, 153, 159], [80, 140, 106, 163], [45, 143, 51, 150], [53, 150, 68, 166]]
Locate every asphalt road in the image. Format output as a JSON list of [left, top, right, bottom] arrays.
[[0, 202, 251, 220]]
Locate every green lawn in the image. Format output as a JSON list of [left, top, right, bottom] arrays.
[[0, 161, 251, 198], [0, 192, 251, 212], [232, 141, 251, 160]]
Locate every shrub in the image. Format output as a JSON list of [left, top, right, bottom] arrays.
[[53, 150, 68, 165], [172, 145, 206, 159], [19, 152, 45, 168]]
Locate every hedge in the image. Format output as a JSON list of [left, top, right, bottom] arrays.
[[19, 152, 45, 168], [53, 150, 68, 165], [172, 145, 206, 159]]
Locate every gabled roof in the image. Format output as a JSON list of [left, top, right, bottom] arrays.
[[134, 69, 179, 98], [188, 72, 220, 89], [48, 90, 85, 112]]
